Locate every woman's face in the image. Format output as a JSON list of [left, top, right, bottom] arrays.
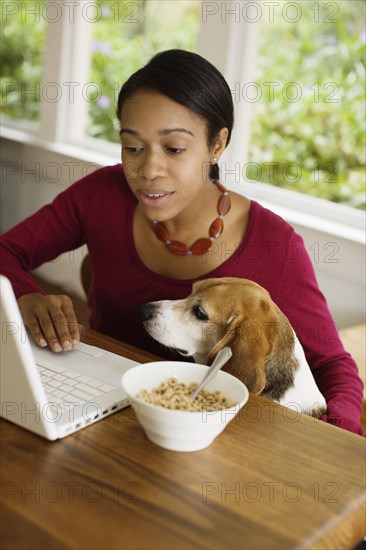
[[119, 89, 222, 223]]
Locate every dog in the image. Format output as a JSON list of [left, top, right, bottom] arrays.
[[141, 277, 326, 418]]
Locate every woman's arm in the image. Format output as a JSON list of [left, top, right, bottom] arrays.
[[0, 182, 86, 351], [277, 231, 363, 435]]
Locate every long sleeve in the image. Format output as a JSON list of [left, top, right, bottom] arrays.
[[276, 231, 364, 435], [0, 178, 87, 298]]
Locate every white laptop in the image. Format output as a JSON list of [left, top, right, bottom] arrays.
[[0, 275, 138, 440]]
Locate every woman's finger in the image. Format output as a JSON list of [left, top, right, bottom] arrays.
[[62, 298, 80, 348], [47, 295, 79, 351], [23, 314, 48, 348], [37, 311, 64, 352]]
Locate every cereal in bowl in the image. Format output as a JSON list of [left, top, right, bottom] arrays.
[[136, 377, 234, 412]]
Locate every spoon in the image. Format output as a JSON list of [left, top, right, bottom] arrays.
[[190, 347, 233, 401]]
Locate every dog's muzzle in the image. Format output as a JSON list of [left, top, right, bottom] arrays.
[[140, 303, 155, 322]]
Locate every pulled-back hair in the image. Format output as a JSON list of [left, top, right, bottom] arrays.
[[116, 49, 234, 180]]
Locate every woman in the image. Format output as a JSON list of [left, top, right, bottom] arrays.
[[0, 49, 363, 435]]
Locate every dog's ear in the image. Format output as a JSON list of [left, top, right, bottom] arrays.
[[207, 315, 267, 395]]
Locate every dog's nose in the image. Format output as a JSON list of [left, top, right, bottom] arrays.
[[140, 303, 155, 322]]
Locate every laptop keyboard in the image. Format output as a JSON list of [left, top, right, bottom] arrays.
[[37, 360, 116, 411]]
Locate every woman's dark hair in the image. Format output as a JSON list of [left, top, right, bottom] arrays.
[[116, 49, 234, 180]]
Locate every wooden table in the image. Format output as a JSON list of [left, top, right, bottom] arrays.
[[1, 327, 365, 549]]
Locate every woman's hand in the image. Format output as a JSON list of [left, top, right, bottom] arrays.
[[17, 293, 80, 352]]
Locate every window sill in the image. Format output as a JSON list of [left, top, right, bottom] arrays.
[[229, 180, 365, 245], [1, 123, 364, 245], [1, 123, 121, 167]]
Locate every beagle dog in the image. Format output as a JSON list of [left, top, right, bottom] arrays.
[[141, 277, 326, 418]]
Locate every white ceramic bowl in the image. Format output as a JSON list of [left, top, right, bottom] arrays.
[[121, 361, 249, 452]]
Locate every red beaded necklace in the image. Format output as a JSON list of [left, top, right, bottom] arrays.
[[152, 180, 231, 256]]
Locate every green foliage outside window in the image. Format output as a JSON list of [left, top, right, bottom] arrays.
[[87, 0, 201, 143], [247, 0, 365, 209], [1, 1, 46, 121]]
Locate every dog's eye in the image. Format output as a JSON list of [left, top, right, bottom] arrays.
[[192, 305, 209, 321]]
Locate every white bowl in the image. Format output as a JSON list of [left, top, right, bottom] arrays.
[[121, 361, 249, 452]]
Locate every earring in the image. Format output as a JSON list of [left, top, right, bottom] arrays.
[[213, 157, 217, 163]]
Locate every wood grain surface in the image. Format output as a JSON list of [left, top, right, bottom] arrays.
[[1, 328, 365, 550]]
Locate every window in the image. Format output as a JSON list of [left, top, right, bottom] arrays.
[[1, 0, 46, 122], [246, 0, 365, 209], [87, 0, 201, 142]]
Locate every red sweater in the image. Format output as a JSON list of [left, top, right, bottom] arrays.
[[1, 164, 363, 435]]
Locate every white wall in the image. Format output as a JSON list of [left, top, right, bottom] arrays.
[[1, 135, 365, 329], [0, 134, 117, 298]]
